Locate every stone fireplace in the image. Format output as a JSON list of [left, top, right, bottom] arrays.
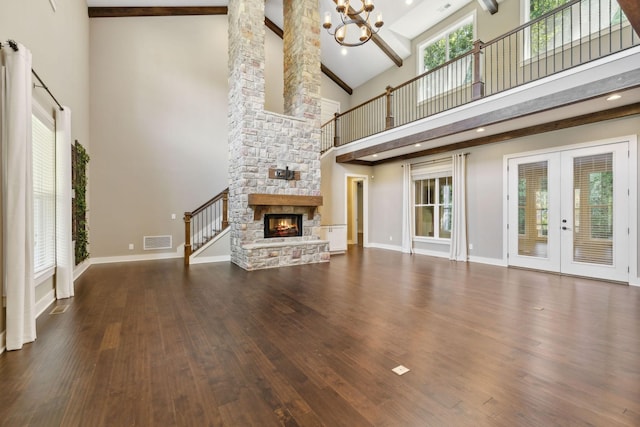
[[227, 0, 329, 270]]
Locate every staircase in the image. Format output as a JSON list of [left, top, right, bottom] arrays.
[[183, 188, 229, 266]]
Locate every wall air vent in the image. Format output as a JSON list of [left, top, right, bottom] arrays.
[[143, 235, 172, 250]]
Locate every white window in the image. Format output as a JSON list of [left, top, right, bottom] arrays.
[[32, 104, 56, 275], [523, 0, 628, 57], [412, 162, 453, 240], [417, 15, 475, 99]]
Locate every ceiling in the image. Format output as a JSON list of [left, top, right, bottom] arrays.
[[85, 0, 477, 89]]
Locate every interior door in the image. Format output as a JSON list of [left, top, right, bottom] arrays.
[[508, 143, 628, 281]]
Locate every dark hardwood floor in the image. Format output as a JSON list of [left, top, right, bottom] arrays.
[[1, 247, 640, 426]]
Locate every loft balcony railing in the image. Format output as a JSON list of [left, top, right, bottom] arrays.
[[321, 0, 639, 154]]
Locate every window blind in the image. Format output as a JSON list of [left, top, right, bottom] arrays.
[[32, 111, 56, 274]]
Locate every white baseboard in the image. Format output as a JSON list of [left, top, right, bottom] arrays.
[[91, 252, 182, 265], [0, 330, 5, 355], [468, 255, 508, 267], [366, 242, 403, 252], [74, 259, 91, 281], [629, 280, 640, 287], [36, 289, 56, 318], [413, 248, 450, 259], [189, 255, 231, 265]]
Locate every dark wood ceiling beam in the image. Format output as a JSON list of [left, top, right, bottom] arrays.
[[478, 0, 499, 15], [320, 64, 353, 95], [342, 102, 640, 165], [332, 0, 403, 67], [264, 17, 353, 95], [617, 0, 640, 36], [88, 7, 227, 18]]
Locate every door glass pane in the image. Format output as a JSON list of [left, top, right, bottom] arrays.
[[573, 153, 613, 265], [518, 161, 548, 257]]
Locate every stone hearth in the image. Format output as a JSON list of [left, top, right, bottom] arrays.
[[227, 0, 329, 270]]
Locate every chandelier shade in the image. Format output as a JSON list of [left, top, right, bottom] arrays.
[[322, 0, 384, 47]]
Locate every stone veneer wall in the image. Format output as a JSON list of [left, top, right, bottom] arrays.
[[227, 0, 328, 270]]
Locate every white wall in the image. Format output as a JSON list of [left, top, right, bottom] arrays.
[[0, 0, 90, 336], [90, 15, 230, 258]]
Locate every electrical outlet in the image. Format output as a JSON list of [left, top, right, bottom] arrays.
[[469, 243, 473, 250], [171, 213, 176, 220], [389, 236, 393, 241], [128, 243, 134, 250]]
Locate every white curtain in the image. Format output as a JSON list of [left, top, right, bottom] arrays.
[[401, 162, 414, 254], [1, 42, 37, 350], [449, 154, 468, 261], [56, 107, 74, 299]]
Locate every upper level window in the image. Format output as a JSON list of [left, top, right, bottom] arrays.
[[417, 15, 475, 98], [524, 0, 628, 57]]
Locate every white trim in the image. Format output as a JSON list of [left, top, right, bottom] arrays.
[[628, 135, 638, 284], [74, 259, 91, 281], [367, 242, 403, 252], [34, 265, 55, 286], [91, 252, 182, 265], [36, 288, 55, 318], [344, 174, 369, 248], [413, 248, 450, 259], [414, 236, 450, 245], [189, 255, 231, 265], [468, 255, 509, 267], [0, 331, 5, 355]]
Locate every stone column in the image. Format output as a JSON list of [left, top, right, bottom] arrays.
[[228, 0, 266, 268], [283, 0, 322, 124]]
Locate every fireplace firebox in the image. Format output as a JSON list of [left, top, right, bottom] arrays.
[[264, 214, 303, 238]]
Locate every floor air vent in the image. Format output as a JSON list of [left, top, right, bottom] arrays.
[[144, 235, 172, 250], [50, 305, 69, 315]]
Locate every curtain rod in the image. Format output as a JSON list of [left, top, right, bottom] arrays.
[[404, 152, 469, 168], [1, 40, 64, 111]]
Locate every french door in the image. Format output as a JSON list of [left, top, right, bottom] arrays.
[[507, 142, 629, 282]]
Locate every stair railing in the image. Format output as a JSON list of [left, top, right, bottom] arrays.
[[184, 188, 229, 266]]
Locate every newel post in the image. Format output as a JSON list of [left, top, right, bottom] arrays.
[[385, 85, 394, 129], [333, 112, 341, 148], [184, 211, 192, 267], [222, 191, 229, 230], [472, 40, 484, 100]]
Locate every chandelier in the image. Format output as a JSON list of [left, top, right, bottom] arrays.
[[322, 0, 384, 47]]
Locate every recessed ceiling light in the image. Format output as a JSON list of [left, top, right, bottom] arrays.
[[415, 143, 421, 147], [607, 94, 622, 101], [372, 154, 378, 158], [477, 127, 485, 132], [406, 0, 414, 4], [341, 47, 348, 56]]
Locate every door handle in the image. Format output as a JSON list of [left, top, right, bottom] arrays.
[[562, 226, 572, 231]]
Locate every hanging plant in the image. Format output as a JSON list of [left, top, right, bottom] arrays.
[[73, 140, 90, 265]]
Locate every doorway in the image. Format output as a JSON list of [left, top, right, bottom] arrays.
[[507, 141, 630, 282], [346, 175, 368, 247]]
